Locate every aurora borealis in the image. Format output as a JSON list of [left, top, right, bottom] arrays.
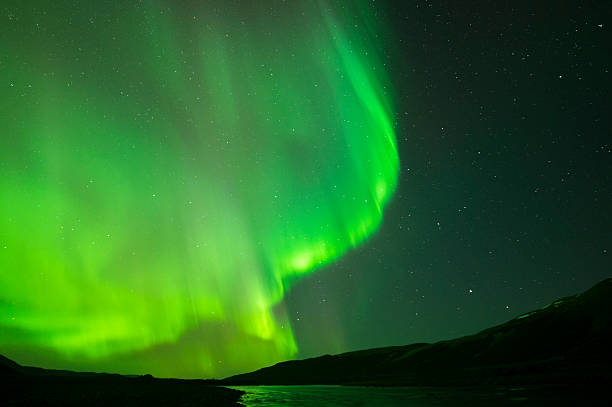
[[0, 0, 398, 377]]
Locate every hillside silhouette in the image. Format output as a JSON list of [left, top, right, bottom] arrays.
[[224, 278, 612, 386], [1, 355, 241, 406]]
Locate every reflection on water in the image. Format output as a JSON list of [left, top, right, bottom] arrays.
[[231, 385, 403, 407], [227, 385, 552, 407]]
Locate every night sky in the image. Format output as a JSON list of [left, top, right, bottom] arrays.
[[1, 0, 610, 379], [287, 0, 612, 359]]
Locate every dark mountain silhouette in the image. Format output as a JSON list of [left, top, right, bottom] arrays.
[[224, 278, 612, 386], [1, 354, 241, 406]]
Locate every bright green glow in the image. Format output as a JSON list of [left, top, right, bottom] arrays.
[[0, 0, 398, 378]]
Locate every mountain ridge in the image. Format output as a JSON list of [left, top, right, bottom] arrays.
[[1, 348, 239, 406], [223, 278, 612, 386]]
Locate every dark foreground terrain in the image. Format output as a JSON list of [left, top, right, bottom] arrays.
[[1, 358, 242, 407], [225, 278, 612, 387]]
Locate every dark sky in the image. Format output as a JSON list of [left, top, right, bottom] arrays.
[[286, 0, 612, 359]]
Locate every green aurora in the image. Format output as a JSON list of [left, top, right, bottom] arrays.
[[0, 0, 398, 378]]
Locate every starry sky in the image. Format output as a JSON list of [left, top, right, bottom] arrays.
[[1, 0, 610, 379], [286, 0, 611, 359]]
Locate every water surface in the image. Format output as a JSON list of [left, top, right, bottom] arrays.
[[228, 385, 559, 407]]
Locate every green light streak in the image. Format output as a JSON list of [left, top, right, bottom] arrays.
[[0, 0, 398, 378]]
